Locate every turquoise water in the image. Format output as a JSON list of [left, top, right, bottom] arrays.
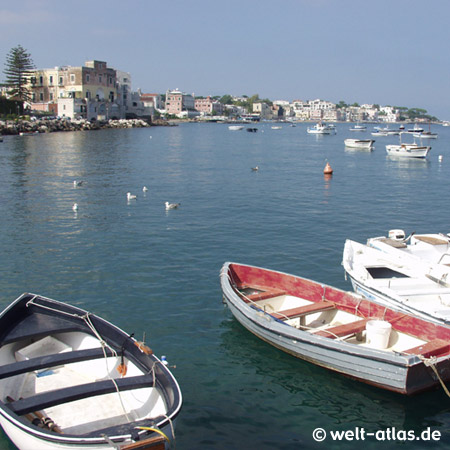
[[0, 123, 450, 449]]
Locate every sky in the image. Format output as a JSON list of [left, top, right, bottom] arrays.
[[1, 0, 449, 118]]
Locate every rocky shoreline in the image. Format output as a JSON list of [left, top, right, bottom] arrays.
[[0, 117, 174, 135]]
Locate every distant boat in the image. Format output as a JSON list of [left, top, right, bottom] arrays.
[[228, 125, 244, 131], [413, 123, 438, 139], [307, 122, 335, 135], [19, 131, 39, 136], [386, 133, 431, 158], [349, 123, 367, 132], [246, 128, 258, 132], [406, 124, 425, 133], [271, 126, 282, 130], [344, 139, 375, 149]]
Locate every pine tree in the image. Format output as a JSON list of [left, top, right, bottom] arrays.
[[2, 45, 35, 103]]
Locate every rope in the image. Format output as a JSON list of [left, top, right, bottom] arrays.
[[419, 355, 450, 398], [135, 426, 171, 445]]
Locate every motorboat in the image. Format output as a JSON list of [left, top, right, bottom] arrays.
[[344, 139, 375, 149], [221, 262, 450, 395], [414, 131, 438, 139], [349, 124, 367, 132], [386, 133, 430, 158], [307, 122, 335, 135], [406, 124, 425, 133], [342, 234, 450, 327], [228, 125, 244, 131], [0, 293, 182, 450]]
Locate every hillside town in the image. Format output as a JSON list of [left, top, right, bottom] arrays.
[[0, 58, 439, 124]]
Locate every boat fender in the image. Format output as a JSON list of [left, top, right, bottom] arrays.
[[135, 341, 153, 355]]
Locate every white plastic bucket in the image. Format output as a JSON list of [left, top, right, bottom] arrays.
[[366, 320, 392, 349]]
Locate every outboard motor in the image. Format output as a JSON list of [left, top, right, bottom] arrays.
[[388, 229, 405, 241]]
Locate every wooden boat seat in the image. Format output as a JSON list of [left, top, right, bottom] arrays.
[[240, 286, 286, 302], [272, 301, 335, 320], [404, 339, 450, 358], [313, 318, 369, 339], [2, 313, 87, 345], [7, 374, 155, 416], [0, 347, 114, 380]]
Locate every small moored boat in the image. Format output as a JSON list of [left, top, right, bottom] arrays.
[[344, 139, 375, 149], [221, 262, 450, 395], [228, 125, 244, 131], [0, 293, 182, 450], [342, 231, 450, 327]]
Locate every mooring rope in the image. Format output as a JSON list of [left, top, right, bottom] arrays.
[[419, 355, 450, 398]]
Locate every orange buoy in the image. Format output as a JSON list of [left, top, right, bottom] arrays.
[[323, 162, 333, 175]]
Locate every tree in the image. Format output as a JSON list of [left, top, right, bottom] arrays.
[[2, 45, 35, 104]]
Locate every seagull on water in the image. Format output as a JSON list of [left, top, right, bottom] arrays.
[[251, 166, 259, 172], [143, 186, 148, 192], [73, 180, 85, 187], [72, 203, 78, 212], [127, 192, 137, 201], [165, 202, 180, 210]]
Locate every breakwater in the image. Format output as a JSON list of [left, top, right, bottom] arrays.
[[0, 117, 173, 135]]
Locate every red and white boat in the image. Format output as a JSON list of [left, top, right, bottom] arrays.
[[221, 262, 450, 395]]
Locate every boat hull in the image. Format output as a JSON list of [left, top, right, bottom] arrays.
[[344, 139, 375, 149], [221, 262, 450, 395]]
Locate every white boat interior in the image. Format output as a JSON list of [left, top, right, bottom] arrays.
[[239, 288, 428, 353], [343, 239, 450, 321], [0, 331, 167, 435]]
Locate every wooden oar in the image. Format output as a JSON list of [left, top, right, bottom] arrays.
[[7, 396, 63, 433]]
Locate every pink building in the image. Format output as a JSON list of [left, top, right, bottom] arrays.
[[194, 96, 223, 115]]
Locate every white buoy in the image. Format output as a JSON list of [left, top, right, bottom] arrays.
[[439, 155, 443, 162]]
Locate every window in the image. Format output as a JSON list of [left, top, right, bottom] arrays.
[[59, 77, 63, 85], [49, 76, 53, 85], [70, 74, 75, 83], [39, 93, 43, 101], [86, 74, 90, 82], [50, 93, 53, 101], [39, 76, 43, 85], [99, 76, 102, 83]]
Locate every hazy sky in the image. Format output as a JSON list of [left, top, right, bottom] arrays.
[[1, 0, 449, 118]]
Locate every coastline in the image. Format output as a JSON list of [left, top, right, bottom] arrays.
[[0, 117, 175, 136]]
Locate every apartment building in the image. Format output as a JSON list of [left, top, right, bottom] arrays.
[[29, 60, 119, 120], [165, 89, 196, 117], [253, 102, 272, 120], [194, 96, 224, 115]]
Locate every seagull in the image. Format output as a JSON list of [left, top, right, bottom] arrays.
[[251, 166, 259, 171], [72, 203, 78, 212], [127, 192, 137, 201], [165, 202, 180, 210], [143, 186, 148, 192], [73, 180, 85, 187]]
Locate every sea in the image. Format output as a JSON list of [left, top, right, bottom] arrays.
[[0, 122, 449, 449]]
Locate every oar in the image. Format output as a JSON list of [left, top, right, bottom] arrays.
[[7, 396, 63, 433]]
